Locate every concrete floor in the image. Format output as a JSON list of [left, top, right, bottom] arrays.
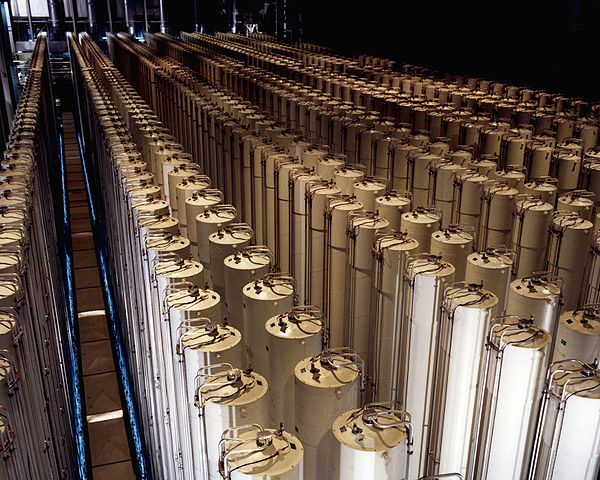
[[63, 112, 136, 479]]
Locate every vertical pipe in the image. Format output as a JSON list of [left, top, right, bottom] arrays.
[[24, 0, 34, 41], [86, 0, 94, 32], [123, 0, 133, 35], [48, 0, 60, 39], [68, 0, 77, 33], [193, 0, 198, 32], [105, 0, 113, 32], [158, 0, 165, 33], [143, 0, 148, 32]]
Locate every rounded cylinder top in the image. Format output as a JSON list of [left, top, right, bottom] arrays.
[[467, 249, 514, 269], [155, 258, 203, 279], [243, 276, 295, 302], [333, 404, 408, 451], [549, 360, 600, 399], [295, 350, 360, 388], [266, 308, 323, 340], [509, 275, 561, 300], [200, 368, 268, 406], [560, 308, 600, 337], [180, 322, 241, 353], [490, 317, 551, 349], [166, 286, 220, 311], [223, 427, 304, 476], [444, 284, 498, 310]]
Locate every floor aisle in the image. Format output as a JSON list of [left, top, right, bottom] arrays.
[[63, 112, 137, 479]]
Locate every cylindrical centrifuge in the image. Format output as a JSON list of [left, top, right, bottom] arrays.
[[427, 283, 498, 477], [294, 348, 364, 480], [219, 424, 304, 480], [265, 305, 324, 427], [471, 317, 550, 480], [553, 306, 600, 363], [505, 274, 562, 335], [530, 359, 600, 480], [332, 402, 412, 480]]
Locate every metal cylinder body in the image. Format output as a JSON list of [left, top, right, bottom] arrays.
[[427, 285, 498, 477], [208, 224, 253, 302], [196, 206, 236, 283], [220, 426, 304, 480], [455, 170, 488, 229], [556, 191, 594, 221], [473, 319, 550, 480], [334, 167, 365, 195], [325, 197, 363, 346], [545, 213, 593, 310], [530, 360, 600, 480], [400, 208, 441, 254], [332, 404, 409, 480], [523, 179, 558, 205], [346, 214, 389, 375], [401, 255, 455, 477], [307, 182, 341, 307], [198, 367, 269, 480], [294, 350, 362, 480], [511, 197, 553, 277], [265, 307, 323, 427], [242, 275, 295, 375], [506, 275, 561, 334], [465, 248, 514, 313], [372, 233, 419, 401], [430, 226, 474, 281], [375, 192, 411, 230], [480, 183, 518, 250], [554, 307, 600, 363]]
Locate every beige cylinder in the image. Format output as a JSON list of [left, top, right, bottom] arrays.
[[556, 191, 594, 221], [554, 308, 600, 362], [185, 190, 223, 258], [468, 156, 497, 176], [491, 169, 526, 192], [335, 167, 365, 195], [317, 154, 347, 182], [400, 208, 441, 253], [456, 170, 488, 229], [208, 224, 253, 300], [265, 307, 323, 427], [223, 249, 272, 336], [506, 275, 561, 334], [175, 176, 211, 235], [294, 350, 361, 480], [326, 197, 364, 346], [375, 192, 411, 230], [546, 213, 593, 310], [465, 248, 514, 313], [242, 275, 295, 375], [430, 226, 474, 281], [352, 179, 387, 212], [480, 183, 519, 249], [523, 178, 558, 205], [412, 153, 442, 207], [434, 162, 467, 228], [512, 197, 554, 277]]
